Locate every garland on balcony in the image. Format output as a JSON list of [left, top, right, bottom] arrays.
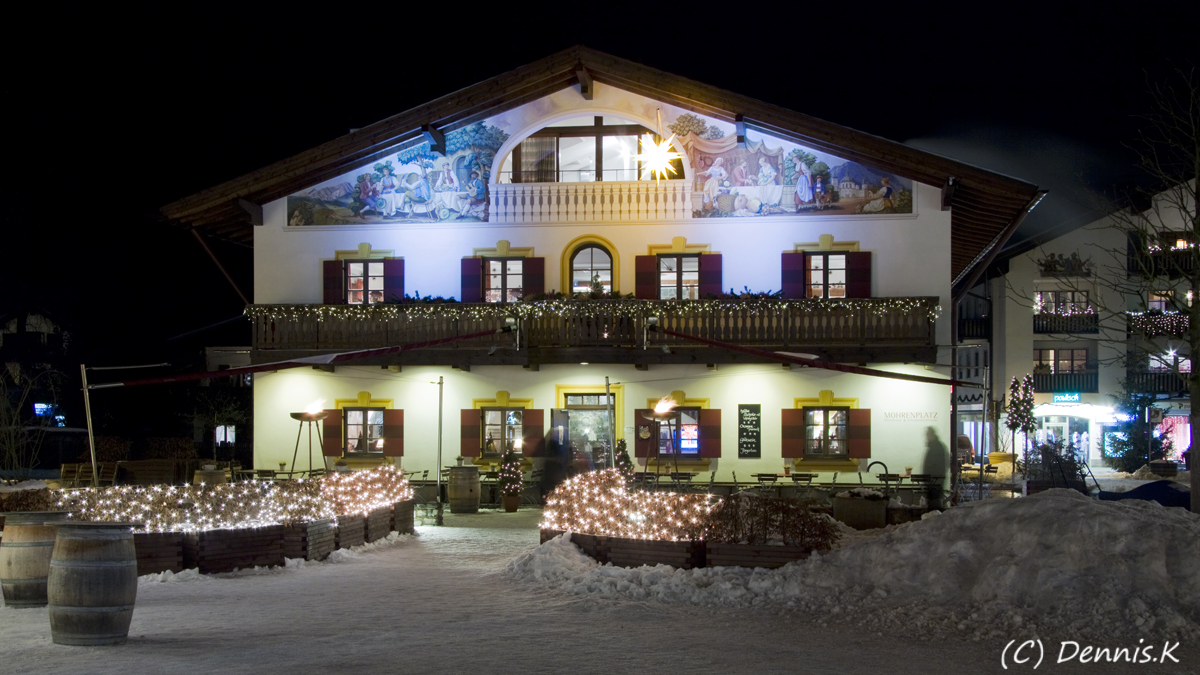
[[244, 297, 942, 323], [1127, 311, 1190, 337]]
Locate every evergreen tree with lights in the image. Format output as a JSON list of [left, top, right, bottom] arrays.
[[613, 438, 634, 483], [497, 447, 523, 499], [1005, 374, 1037, 470]]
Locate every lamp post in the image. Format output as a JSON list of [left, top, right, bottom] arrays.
[[288, 411, 328, 476]]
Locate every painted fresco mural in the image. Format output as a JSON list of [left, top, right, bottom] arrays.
[[667, 113, 913, 218], [286, 122, 508, 226]]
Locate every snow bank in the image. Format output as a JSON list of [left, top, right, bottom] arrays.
[[505, 490, 1200, 641], [139, 531, 415, 583], [0, 480, 48, 493]]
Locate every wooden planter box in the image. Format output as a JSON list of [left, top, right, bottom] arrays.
[[282, 519, 336, 561], [183, 526, 285, 574], [607, 536, 705, 569], [705, 542, 812, 569], [364, 506, 391, 543], [832, 497, 887, 530], [393, 500, 415, 534], [335, 515, 366, 549], [134, 532, 184, 575]]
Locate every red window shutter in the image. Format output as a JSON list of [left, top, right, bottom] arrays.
[[323, 260, 345, 305], [383, 259, 404, 303], [781, 252, 806, 299], [322, 410, 343, 457], [699, 254, 723, 298], [781, 409, 806, 458], [633, 409, 653, 457], [523, 258, 545, 298], [381, 409, 404, 457], [635, 256, 657, 300], [460, 409, 481, 457], [848, 408, 872, 458], [460, 258, 483, 303], [845, 252, 872, 298], [698, 408, 721, 458], [521, 409, 545, 457]]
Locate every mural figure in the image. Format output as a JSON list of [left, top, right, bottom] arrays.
[[857, 178, 894, 213], [462, 170, 488, 219], [435, 164, 459, 191], [375, 162, 402, 218], [794, 163, 814, 207], [813, 175, 831, 209], [756, 156, 778, 185], [731, 159, 752, 187], [698, 157, 728, 209], [401, 163, 434, 217], [354, 173, 380, 218]]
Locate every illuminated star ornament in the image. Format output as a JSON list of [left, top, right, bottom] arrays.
[[635, 108, 682, 182]]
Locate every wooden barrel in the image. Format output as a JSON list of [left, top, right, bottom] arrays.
[[0, 511, 70, 608], [447, 466, 480, 513], [47, 521, 142, 646]]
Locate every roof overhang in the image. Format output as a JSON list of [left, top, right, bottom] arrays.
[[161, 46, 1042, 292]]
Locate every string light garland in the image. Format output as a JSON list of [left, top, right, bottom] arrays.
[[497, 448, 523, 498], [245, 297, 942, 323], [55, 466, 411, 533], [1128, 311, 1190, 337], [541, 469, 714, 541]]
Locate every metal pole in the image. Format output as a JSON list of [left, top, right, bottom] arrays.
[[436, 376, 444, 526], [80, 364, 99, 488], [605, 377, 615, 469]]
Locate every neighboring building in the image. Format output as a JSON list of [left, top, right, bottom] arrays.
[[988, 189, 1194, 465], [160, 47, 1041, 487]]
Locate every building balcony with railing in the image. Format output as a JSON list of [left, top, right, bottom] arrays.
[[1124, 370, 1190, 396], [1127, 311, 1189, 337], [1032, 369, 1099, 393], [245, 297, 939, 367], [1033, 311, 1099, 334]]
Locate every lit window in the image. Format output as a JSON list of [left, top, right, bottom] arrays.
[[1148, 291, 1173, 312], [1034, 349, 1090, 373], [484, 258, 523, 303], [1037, 290, 1088, 314], [807, 254, 847, 298], [570, 245, 613, 295], [482, 408, 524, 456], [804, 408, 849, 457], [345, 408, 384, 454], [347, 261, 385, 305], [655, 408, 701, 455], [215, 425, 236, 445], [499, 116, 679, 183], [658, 255, 700, 300]]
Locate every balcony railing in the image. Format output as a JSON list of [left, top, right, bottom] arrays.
[[490, 181, 692, 222], [1032, 371, 1098, 393], [1127, 311, 1189, 337], [1125, 371, 1189, 395], [247, 298, 938, 355], [1033, 313, 1099, 334]]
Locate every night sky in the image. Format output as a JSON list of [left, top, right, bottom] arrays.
[[4, 3, 1196, 369]]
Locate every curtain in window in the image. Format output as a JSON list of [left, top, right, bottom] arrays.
[[519, 137, 557, 183]]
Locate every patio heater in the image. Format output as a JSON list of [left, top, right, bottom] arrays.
[[289, 410, 328, 476]]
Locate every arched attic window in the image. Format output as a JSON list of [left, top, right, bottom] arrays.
[[497, 115, 684, 183], [570, 244, 613, 295]]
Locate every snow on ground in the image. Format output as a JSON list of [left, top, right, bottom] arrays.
[[3, 498, 1199, 675], [507, 490, 1200, 644], [0, 479, 48, 493]]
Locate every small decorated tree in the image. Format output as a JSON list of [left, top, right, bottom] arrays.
[[613, 438, 634, 483], [1006, 374, 1037, 472], [497, 447, 523, 511]]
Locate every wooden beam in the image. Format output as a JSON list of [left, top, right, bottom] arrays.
[[421, 124, 445, 156], [576, 64, 593, 100], [236, 198, 263, 226], [735, 115, 747, 148], [941, 177, 957, 212]]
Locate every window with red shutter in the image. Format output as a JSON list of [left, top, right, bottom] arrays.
[[461, 258, 483, 303], [460, 409, 482, 457], [381, 409, 404, 457], [321, 410, 342, 457]]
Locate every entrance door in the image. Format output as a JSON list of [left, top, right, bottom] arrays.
[[559, 394, 615, 470], [551, 409, 570, 450]]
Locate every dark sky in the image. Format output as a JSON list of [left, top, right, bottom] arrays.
[[4, 2, 1196, 367]]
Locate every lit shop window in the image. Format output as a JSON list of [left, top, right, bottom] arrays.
[[656, 408, 700, 455], [482, 408, 523, 456], [485, 259, 523, 303], [806, 254, 846, 299], [804, 408, 848, 456], [345, 408, 384, 454], [347, 261, 385, 305]]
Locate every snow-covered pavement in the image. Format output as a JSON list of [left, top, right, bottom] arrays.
[[2, 498, 1198, 675]]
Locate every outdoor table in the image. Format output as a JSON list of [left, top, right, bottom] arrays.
[[754, 473, 782, 497]]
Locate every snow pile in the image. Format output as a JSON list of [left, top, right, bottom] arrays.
[[138, 531, 414, 582], [1131, 465, 1168, 481], [833, 487, 885, 499], [0, 480, 48, 493], [506, 490, 1200, 641]]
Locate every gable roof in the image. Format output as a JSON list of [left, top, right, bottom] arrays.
[[160, 45, 1043, 297]]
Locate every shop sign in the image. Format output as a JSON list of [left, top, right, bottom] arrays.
[[1053, 393, 1081, 403], [738, 404, 761, 458]]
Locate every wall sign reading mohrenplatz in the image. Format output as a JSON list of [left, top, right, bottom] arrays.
[[738, 404, 761, 458]]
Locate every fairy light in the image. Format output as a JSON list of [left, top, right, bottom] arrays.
[[1128, 310, 1189, 337], [540, 469, 713, 541], [54, 466, 411, 533]]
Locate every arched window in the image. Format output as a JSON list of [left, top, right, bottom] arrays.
[[570, 245, 613, 295]]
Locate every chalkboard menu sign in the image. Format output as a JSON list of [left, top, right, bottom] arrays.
[[738, 404, 761, 458]]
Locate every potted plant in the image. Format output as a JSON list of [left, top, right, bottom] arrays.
[[497, 447, 523, 512]]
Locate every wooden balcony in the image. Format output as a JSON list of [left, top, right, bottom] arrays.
[[1033, 312, 1099, 334], [246, 298, 939, 366], [490, 181, 692, 222], [1033, 371, 1098, 394]]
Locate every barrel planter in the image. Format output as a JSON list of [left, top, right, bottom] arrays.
[[0, 511, 71, 607], [46, 521, 141, 646], [393, 500, 415, 535], [447, 466, 480, 513]]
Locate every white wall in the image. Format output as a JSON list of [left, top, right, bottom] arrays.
[[253, 363, 952, 481]]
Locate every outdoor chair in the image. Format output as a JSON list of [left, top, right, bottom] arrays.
[[76, 463, 94, 487], [59, 464, 79, 488], [97, 462, 120, 487], [521, 469, 543, 505]]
